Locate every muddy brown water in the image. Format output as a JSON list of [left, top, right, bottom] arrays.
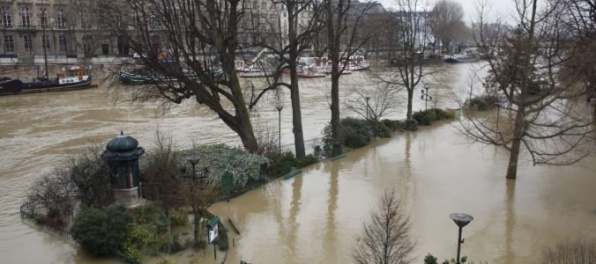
[[1, 63, 594, 264]]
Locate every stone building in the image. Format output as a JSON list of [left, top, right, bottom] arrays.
[[0, 0, 314, 64]]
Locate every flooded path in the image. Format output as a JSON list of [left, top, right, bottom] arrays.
[[0, 63, 594, 263]]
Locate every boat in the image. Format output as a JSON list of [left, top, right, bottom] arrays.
[[238, 66, 275, 78], [443, 53, 479, 63], [297, 66, 326, 78], [119, 69, 161, 85], [0, 66, 93, 96]]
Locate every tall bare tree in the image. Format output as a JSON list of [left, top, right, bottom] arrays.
[[141, 131, 184, 253], [429, 0, 467, 54], [353, 189, 414, 264], [322, 0, 376, 156], [102, 0, 261, 152], [247, 1, 323, 158], [559, 0, 596, 121], [462, 0, 596, 180], [63, 0, 105, 58], [381, 0, 432, 122]]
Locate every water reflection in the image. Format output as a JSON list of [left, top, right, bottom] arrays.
[[324, 161, 339, 263]]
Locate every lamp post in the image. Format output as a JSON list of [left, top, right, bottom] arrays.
[[421, 85, 432, 110], [365, 96, 372, 136], [449, 213, 474, 264], [275, 88, 284, 152]]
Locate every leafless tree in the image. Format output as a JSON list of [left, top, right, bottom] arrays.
[[429, 0, 467, 54], [353, 189, 414, 264], [558, 0, 596, 121], [69, 142, 112, 208], [322, 0, 377, 156], [141, 131, 185, 253], [62, 0, 105, 58], [102, 0, 262, 153], [27, 166, 78, 224], [183, 172, 221, 248], [247, 1, 323, 158], [345, 82, 401, 123], [379, 0, 433, 122], [540, 238, 596, 264], [461, 0, 596, 180]]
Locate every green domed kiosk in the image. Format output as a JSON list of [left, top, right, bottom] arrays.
[[101, 131, 145, 207]]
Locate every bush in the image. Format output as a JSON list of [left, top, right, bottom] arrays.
[[217, 225, 229, 251], [71, 205, 133, 257], [343, 124, 370, 149], [266, 152, 319, 177], [403, 119, 419, 131], [428, 108, 455, 120], [465, 95, 500, 111], [412, 110, 435, 126]]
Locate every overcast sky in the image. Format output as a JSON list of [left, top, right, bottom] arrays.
[[376, 0, 519, 25]]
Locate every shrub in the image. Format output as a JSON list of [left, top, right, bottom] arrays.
[[412, 110, 434, 126], [382, 119, 404, 132], [266, 152, 319, 177], [428, 108, 455, 120], [217, 225, 229, 251], [71, 205, 133, 257], [403, 119, 419, 131], [343, 124, 370, 149], [465, 95, 500, 111]]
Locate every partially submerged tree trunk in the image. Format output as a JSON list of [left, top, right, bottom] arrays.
[[461, 0, 596, 180]]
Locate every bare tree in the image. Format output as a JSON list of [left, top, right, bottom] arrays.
[[63, 0, 105, 58], [102, 0, 261, 153], [429, 0, 467, 54], [247, 1, 323, 158], [462, 0, 596, 180], [345, 82, 401, 123], [559, 0, 596, 121], [322, 0, 377, 156], [380, 0, 433, 122], [26, 167, 78, 224], [141, 131, 184, 253], [69, 142, 113, 208], [540, 238, 596, 264], [353, 189, 414, 264]]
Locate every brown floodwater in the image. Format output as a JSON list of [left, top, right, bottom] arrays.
[[0, 63, 594, 264]]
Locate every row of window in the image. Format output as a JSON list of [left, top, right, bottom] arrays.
[[2, 6, 65, 28], [3, 35, 67, 53]]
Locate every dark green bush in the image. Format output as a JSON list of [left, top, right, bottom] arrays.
[[343, 125, 370, 149], [71, 205, 133, 257], [412, 110, 434, 126], [382, 119, 404, 132], [403, 119, 419, 131], [466, 95, 500, 111], [266, 152, 319, 177], [428, 108, 455, 120]]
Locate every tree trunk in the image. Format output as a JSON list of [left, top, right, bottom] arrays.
[[406, 88, 414, 120], [290, 67, 306, 157], [506, 108, 525, 180], [287, 5, 306, 158], [330, 71, 342, 157]]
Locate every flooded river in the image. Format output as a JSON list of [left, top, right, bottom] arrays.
[[0, 63, 594, 264]]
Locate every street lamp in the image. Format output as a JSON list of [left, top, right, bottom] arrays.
[[275, 88, 284, 152], [186, 155, 199, 180], [365, 96, 372, 137], [449, 213, 474, 264], [421, 85, 432, 111]]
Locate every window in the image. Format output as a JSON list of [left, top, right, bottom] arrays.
[[42, 35, 49, 49], [101, 44, 109, 55], [2, 7, 11, 27], [23, 35, 32, 51], [56, 9, 65, 28], [4, 35, 14, 52], [39, 7, 47, 27], [21, 6, 30, 27], [59, 35, 67, 52]]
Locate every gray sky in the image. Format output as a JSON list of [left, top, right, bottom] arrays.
[[376, 0, 518, 25]]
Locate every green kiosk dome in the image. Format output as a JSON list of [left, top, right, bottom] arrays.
[[101, 131, 145, 207]]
